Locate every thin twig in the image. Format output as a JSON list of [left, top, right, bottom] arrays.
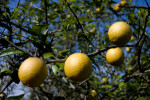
[[0, 79, 13, 94], [87, 44, 135, 57], [0, 22, 13, 33], [44, 0, 48, 24], [120, 5, 149, 9], [32, 88, 40, 100], [45, 44, 136, 63], [64, 0, 97, 50], [16, 0, 20, 8], [0, 36, 33, 57], [144, 0, 149, 8], [45, 59, 66, 63], [137, 46, 142, 72], [1, 20, 30, 33], [100, 66, 150, 100], [32, 5, 44, 11], [136, 14, 149, 46]]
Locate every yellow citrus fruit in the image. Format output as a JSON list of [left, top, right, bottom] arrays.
[[106, 47, 124, 66], [64, 53, 92, 82], [91, 90, 97, 97], [90, 29, 95, 35], [108, 21, 132, 45], [18, 57, 48, 87], [126, 47, 130, 53], [96, 8, 101, 13], [102, 77, 107, 83], [113, 4, 121, 12], [120, 0, 127, 6]]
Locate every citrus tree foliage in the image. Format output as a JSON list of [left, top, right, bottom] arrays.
[[0, 0, 150, 99]]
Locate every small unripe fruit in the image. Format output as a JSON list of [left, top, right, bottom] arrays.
[[87, 9, 90, 13], [91, 90, 97, 97], [90, 29, 95, 35], [113, 4, 121, 12], [96, 8, 101, 13], [120, 0, 127, 6], [126, 47, 130, 53], [102, 77, 107, 83]]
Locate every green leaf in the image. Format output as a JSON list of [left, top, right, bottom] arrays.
[[119, 82, 126, 89], [43, 29, 49, 35], [8, 94, 24, 100], [59, 49, 70, 56], [56, 63, 64, 71], [13, 8, 21, 14], [0, 68, 11, 74], [0, 48, 23, 58], [43, 52, 54, 59], [128, 13, 136, 23], [136, 97, 146, 100], [102, 85, 112, 89], [67, 0, 75, 2], [52, 65, 58, 75], [31, 24, 49, 34]]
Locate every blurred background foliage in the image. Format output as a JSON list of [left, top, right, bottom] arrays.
[[0, 0, 150, 99]]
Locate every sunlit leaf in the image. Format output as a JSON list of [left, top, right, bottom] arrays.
[[102, 85, 112, 89], [136, 97, 146, 100], [0, 48, 23, 58], [52, 65, 58, 75], [43, 52, 54, 59]]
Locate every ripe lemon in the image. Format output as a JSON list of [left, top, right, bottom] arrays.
[[91, 90, 97, 97], [126, 47, 130, 53], [106, 47, 124, 66], [64, 53, 92, 82], [18, 57, 48, 87], [108, 21, 132, 45], [113, 4, 121, 12], [120, 0, 127, 6]]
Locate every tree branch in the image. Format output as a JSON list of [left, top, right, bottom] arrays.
[[136, 14, 149, 46], [45, 44, 136, 63], [144, 0, 149, 8], [64, 0, 97, 50], [1, 20, 30, 33], [0, 22, 13, 33], [101, 65, 150, 100], [45, 59, 66, 63], [0, 36, 33, 57], [0, 79, 13, 94], [44, 0, 48, 24], [120, 5, 149, 9]]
